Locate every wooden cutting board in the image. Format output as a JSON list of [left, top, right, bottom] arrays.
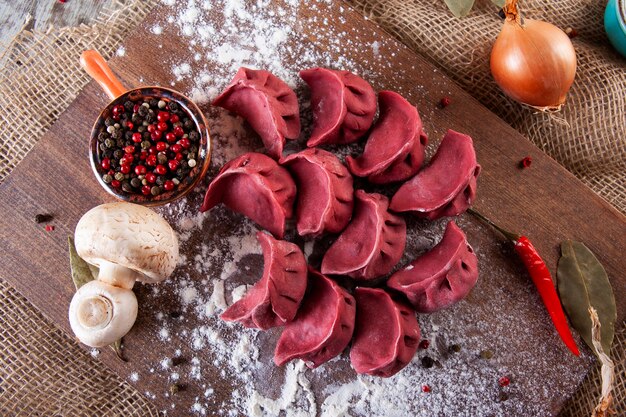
[[1, 1, 624, 415]]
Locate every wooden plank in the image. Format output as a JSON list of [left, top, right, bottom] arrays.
[[0, 1, 114, 47], [0, 0, 624, 415]]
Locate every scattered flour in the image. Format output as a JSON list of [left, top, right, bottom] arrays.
[[118, 0, 594, 415], [180, 285, 199, 305], [231, 284, 250, 302], [204, 279, 227, 316], [161, 358, 173, 370], [245, 361, 316, 417], [129, 372, 140, 382], [371, 41, 380, 57]]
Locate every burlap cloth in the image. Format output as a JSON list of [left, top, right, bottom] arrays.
[[0, 0, 623, 415]]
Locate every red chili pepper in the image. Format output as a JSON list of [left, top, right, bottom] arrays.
[[469, 208, 580, 356]]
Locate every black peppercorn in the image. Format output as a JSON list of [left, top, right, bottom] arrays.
[[448, 344, 461, 353], [96, 96, 197, 197], [34, 214, 53, 223], [172, 356, 186, 367], [421, 356, 434, 369], [480, 350, 494, 360]]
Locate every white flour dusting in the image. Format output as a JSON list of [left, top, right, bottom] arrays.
[[231, 284, 250, 302], [117, 0, 594, 415]]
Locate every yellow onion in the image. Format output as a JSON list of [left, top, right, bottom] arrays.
[[490, 0, 577, 111]]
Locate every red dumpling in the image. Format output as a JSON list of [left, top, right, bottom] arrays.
[[387, 221, 479, 313], [300, 68, 376, 147], [390, 129, 480, 219], [281, 148, 354, 237], [221, 231, 307, 329], [213, 68, 300, 159], [200, 152, 296, 238], [321, 190, 406, 280], [346, 91, 427, 184], [368, 132, 428, 185], [274, 268, 356, 368], [350, 288, 420, 377]]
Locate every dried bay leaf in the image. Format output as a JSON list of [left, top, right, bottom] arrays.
[[444, 0, 476, 18], [491, 0, 505, 7], [557, 240, 616, 355], [68, 236, 96, 290], [111, 338, 127, 362], [88, 263, 99, 280]]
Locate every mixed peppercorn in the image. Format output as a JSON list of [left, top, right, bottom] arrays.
[[96, 97, 200, 197]]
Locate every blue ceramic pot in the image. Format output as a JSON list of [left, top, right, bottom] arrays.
[[605, 0, 626, 57]]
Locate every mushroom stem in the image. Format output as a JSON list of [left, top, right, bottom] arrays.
[[77, 294, 113, 330], [98, 260, 139, 289], [69, 280, 138, 347]]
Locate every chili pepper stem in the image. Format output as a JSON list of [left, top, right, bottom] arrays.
[[467, 208, 521, 241], [468, 207, 580, 357]]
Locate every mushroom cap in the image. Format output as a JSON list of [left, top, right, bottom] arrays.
[[69, 280, 138, 347], [75, 202, 179, 284]]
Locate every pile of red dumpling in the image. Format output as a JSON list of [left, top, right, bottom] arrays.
[[201, 67, 481, 378]]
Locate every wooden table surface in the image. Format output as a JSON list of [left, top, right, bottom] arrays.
[[0, 0, 113, 48]]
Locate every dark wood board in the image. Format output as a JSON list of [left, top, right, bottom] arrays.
[[1, 1, 624, 415]]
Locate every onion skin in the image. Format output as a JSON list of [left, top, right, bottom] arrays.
[[491, 13, 577, 111]]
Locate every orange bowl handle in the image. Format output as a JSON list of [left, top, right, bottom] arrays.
[[80, 50, 126, 100]]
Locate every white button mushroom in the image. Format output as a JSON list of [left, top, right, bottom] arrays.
[[68, 202, 179, 347]]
